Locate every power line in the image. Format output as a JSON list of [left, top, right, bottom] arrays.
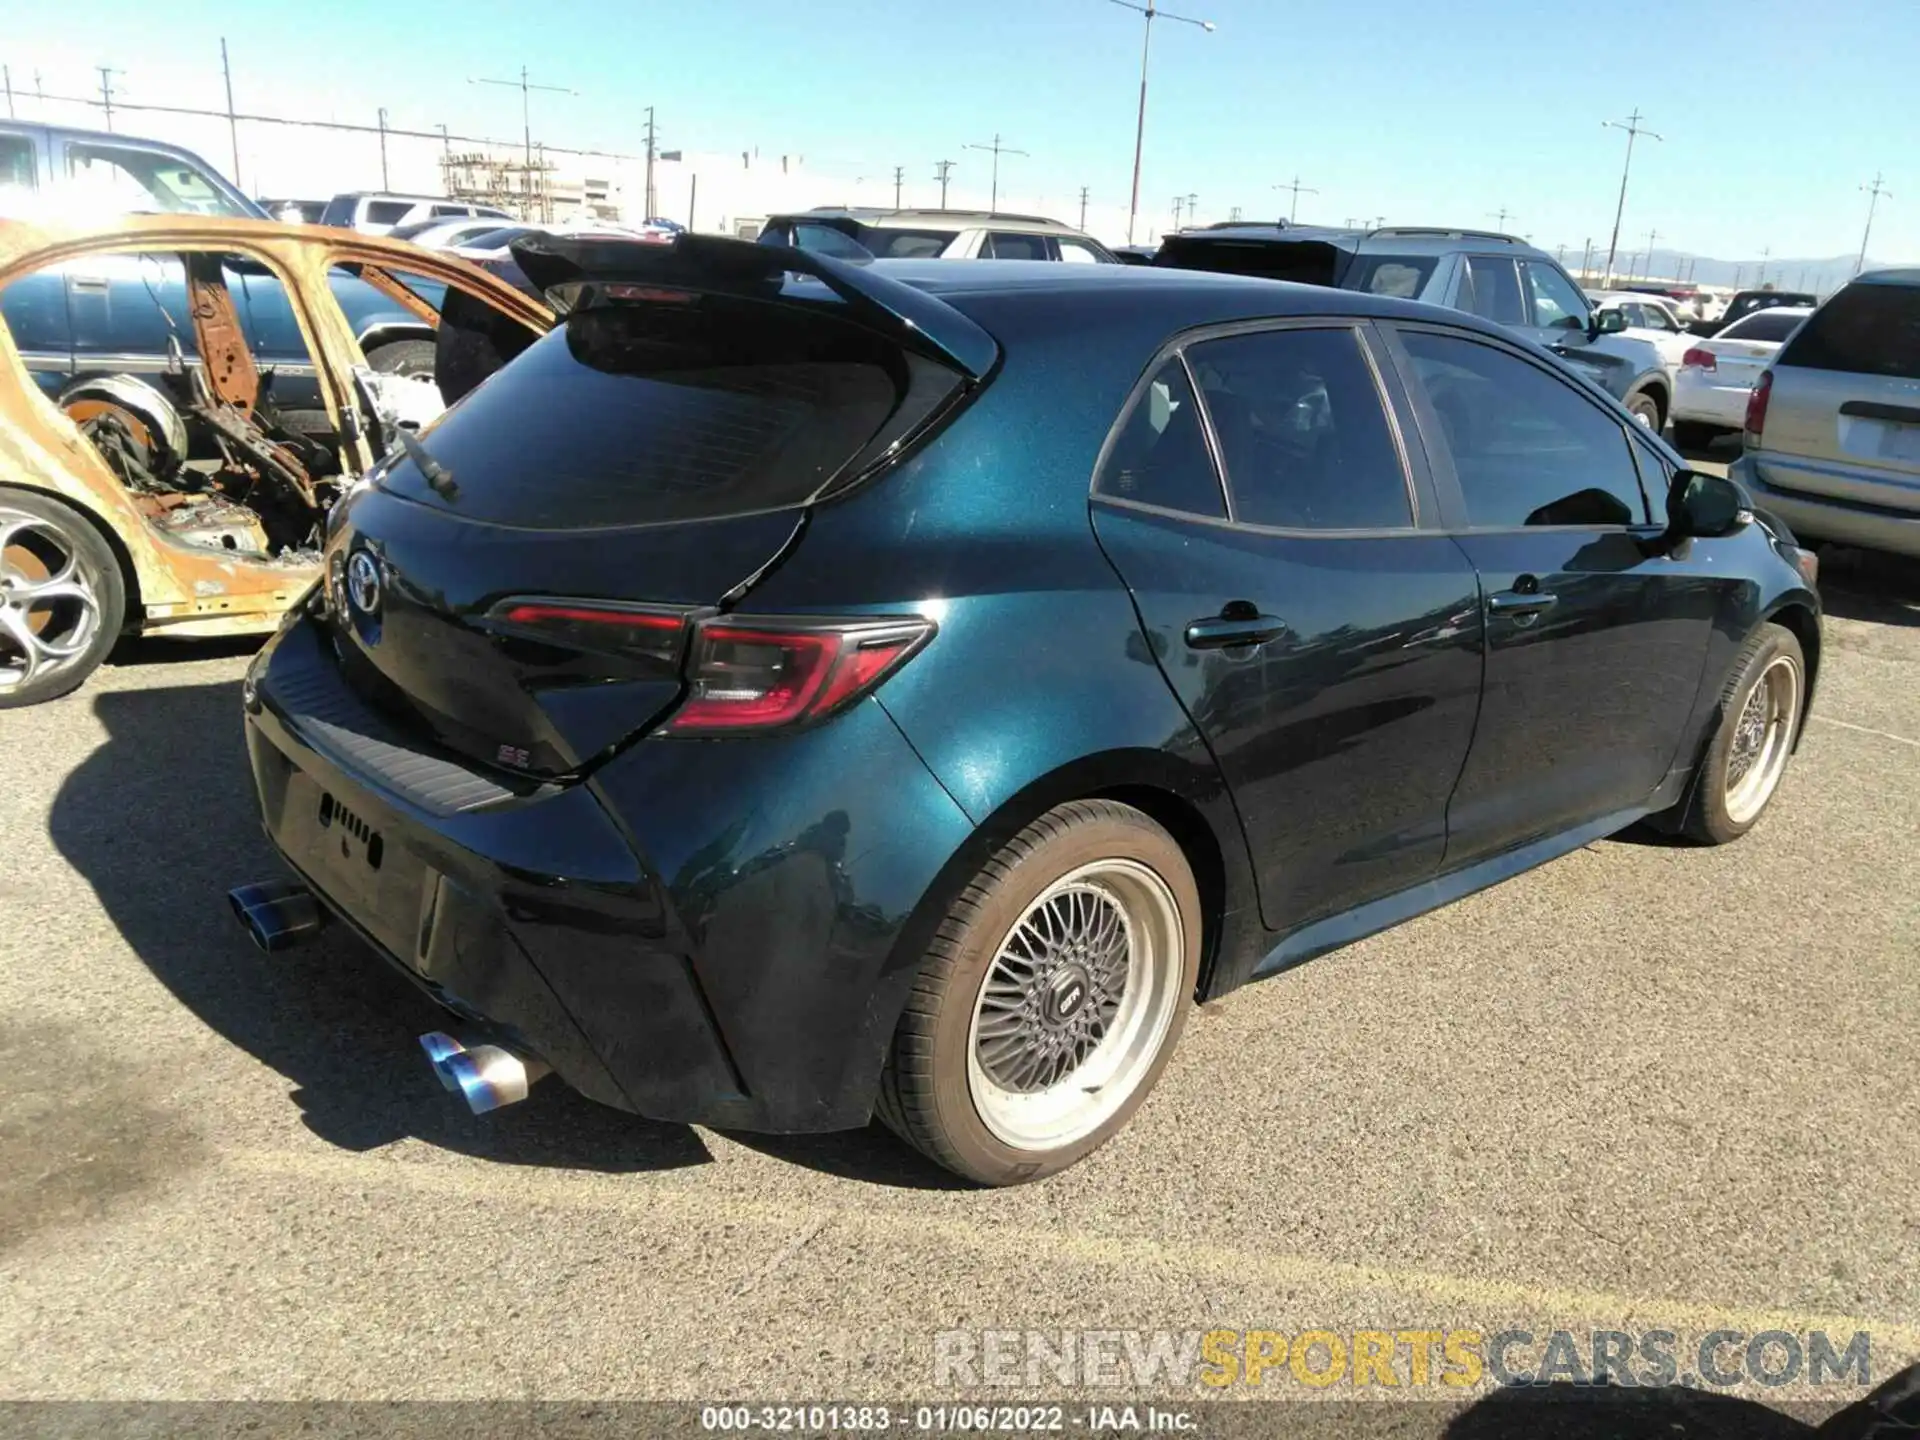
[[1856, 172, 1893, 277], [469, 65, 575, 167], [1273, 175, 1317, 223], [963, 133, 1027, 211], [1600, 109, 1662, 287]]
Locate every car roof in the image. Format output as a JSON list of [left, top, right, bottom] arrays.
[[776, 207, 1077, 233], [1854, 268, 1920, 287], [1167, 223, 1546, 258], [334, 192, 452, 204]]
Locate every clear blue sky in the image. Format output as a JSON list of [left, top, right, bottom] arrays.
[[16, 0, 1917, 264]]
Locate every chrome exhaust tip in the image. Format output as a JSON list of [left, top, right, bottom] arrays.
[[227, 880, 326, 954], [418, 1031, 551, 1114]]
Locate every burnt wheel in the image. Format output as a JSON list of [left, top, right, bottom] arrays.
[[364, 338, 438, 379], [876, 800, 1201, 1186], [0, 491, 126, 709]]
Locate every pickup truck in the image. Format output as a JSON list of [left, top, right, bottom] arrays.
[[0, 120, 447, 399]]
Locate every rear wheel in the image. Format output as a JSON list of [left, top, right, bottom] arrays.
[[0, 492, 126, 709], [1624, 389, 1663, 429], [1676, 623, 1805, 844], [876, 800, 1201, 1186], [1670, 419, 1725, 451]]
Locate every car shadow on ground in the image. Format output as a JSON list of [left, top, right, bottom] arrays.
[[47, 675, 965, 1188], [1808, 545, 1920, 628]]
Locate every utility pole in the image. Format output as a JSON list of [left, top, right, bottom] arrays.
[[3, 66, 13, 120], [96, 66, 122, 131], [1756, 245, 1770, 287], [1579, 237, 1593, 282], [1733, 264, 1744, 290], [471, 66, 574, 168], [1644, 227, 1659, 280], [1171, 195, 1185, 228], [1555, 243, 1566, 263], [893, 165, 905, 208], [219, 39, 241, 188], [1078, 186, 1090, 230], [377, 107, 390, 189], [1491, 207, 1516, 231], [643, 106, 657, 220], [1855, 172, 1892, 277], [1600, 108, 1662, 287], [1228, 205, 1242, 221], [964, 133, 1027, 211], [1273, 175, 1317, 222], [1184, 191, 1198, 226], [1111, 0, 1216, 246], [934, 159, 955, 207]]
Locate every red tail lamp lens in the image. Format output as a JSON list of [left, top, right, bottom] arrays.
[[666, 619, 933, 733]]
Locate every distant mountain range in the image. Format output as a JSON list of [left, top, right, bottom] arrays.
[[1563, 248, 1903, 295]]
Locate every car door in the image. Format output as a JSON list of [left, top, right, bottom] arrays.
[[1383, 322, 1726, 861], [1623, 301, 1693, 372], [1089, 321, 1486, 933]]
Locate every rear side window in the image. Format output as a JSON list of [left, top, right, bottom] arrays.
[[0, 135, 35, 196], [1778, 284, 1920, 379], [1096, 358, 1227, 518], [785, 222, 877, 261], [1401, 330, 1648, 528], [365, 201, 412, 225], [1720, 310, 1806, 344], [855, 227, 958, 259], [1344, 255, 1435, 299], [1458, 256, 1525, 326], [381, 297, 920, 528], [1187, 328, 1412, 530], [1524, 262, 1588, 330], [983, 232, 1051, 261]]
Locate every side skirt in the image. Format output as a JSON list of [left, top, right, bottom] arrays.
[[1249, 803, 1657, 982]]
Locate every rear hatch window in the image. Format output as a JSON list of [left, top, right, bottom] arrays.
[[1778, 283, 1920, 380], [380, 296, 917, 528], [1155, 235, 1349, 287]]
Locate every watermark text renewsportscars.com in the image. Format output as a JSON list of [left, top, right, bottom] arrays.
[[933, 1328, 1874, 1391]]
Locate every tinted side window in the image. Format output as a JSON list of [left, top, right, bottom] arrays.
[[1095, 358, 1227, 518], [0, 134, 35, 196], [365, 201, 411, 225], [1057, 237, 1107, 265], [1187, 328, 1412, 530], [1459, 256, 1526, 326], [788, 222, 876, 261], [984, 232, 1051, 261], [1523, 262, 1588, 330], [1778, 284, 1920, 380], [1400, 330, 1649, 528], [1721, 311, 1806, 344]]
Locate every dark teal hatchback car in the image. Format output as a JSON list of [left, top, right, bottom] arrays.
[[232, 235, 1820, 1185]]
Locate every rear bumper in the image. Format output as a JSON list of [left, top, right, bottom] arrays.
[[1672, 374, 1749, 428], [241, 615, 975, 1132], [1733, 454, 1920, 559]]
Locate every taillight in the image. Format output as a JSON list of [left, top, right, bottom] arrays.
[[1745, 370, 1774, 439], [1681, 346, 1717, 371], [666, 616, 935, 734], [486, 599, 687, 666]]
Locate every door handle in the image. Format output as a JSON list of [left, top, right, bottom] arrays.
[[1184, 611, 1288, 650], [1487, 589, 1559, 615], [67, 275, 111, 292]]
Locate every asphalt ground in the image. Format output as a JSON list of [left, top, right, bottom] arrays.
[[2, 468, 1916, 1434]]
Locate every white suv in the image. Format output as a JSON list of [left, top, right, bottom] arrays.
[[318, 192, 515, 236], [760, 208, 1117, 263]]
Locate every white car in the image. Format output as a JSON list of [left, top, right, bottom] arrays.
[[1671, 305, 1816, 447], [1589, 292, 1696, 378]]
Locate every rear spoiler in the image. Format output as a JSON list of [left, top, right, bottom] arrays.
[[509, 232, 999, 381]]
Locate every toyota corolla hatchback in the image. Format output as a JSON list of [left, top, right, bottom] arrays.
[[233, 235, 1821, 1185]]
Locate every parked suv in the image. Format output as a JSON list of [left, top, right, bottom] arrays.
[[229, 236, 1818, 1186], [319, 193, 515, 236], [1732, 269, 1920, 558], [0, 119, 260, 220], [759, 208, 1118, 263], [1155, 225, 1674, 428]]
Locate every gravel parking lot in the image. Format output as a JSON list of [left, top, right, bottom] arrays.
[[2, 521, 1916, 1427]]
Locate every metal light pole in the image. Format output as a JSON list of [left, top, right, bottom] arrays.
[[1111, 0, 1215, 246], [1855, 172, 1892, 277], [964, 133, 1027, 211], [1601, 109, 1662, 287]]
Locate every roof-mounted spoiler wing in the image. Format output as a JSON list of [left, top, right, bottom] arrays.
[[509, 232, 999, 381]]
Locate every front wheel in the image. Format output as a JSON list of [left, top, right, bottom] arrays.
[[876, 800, 1201, 1185], [1677, 623, 1806, 844]]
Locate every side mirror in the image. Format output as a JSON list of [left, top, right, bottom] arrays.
[[1590, 308, 1629, 336], [1667, 469, 1751, 540]]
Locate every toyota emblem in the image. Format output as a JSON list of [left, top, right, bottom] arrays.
[[346, 551, 382, 615]]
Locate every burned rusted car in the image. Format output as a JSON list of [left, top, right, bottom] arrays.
[[0, 215, 550, 707]]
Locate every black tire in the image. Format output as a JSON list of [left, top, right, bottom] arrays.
[[1624, 389, 1664, 430], [0, 490, 128, 709], [1674, 623, 1806, 845], [1670, 419, 1726, 451], [364, 338, 437, 379], [875, 800, 1202, 1186]]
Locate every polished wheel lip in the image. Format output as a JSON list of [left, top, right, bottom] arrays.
[[966, 857, 1185, 1152], [1724, 653, 1801, 825], [0, 510, 102, 693]]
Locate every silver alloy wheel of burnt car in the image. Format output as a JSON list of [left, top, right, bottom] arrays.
[[1675, 621, 1807, 844], [876, 799, 1202, 1186], [0, 494, 126, 709]]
